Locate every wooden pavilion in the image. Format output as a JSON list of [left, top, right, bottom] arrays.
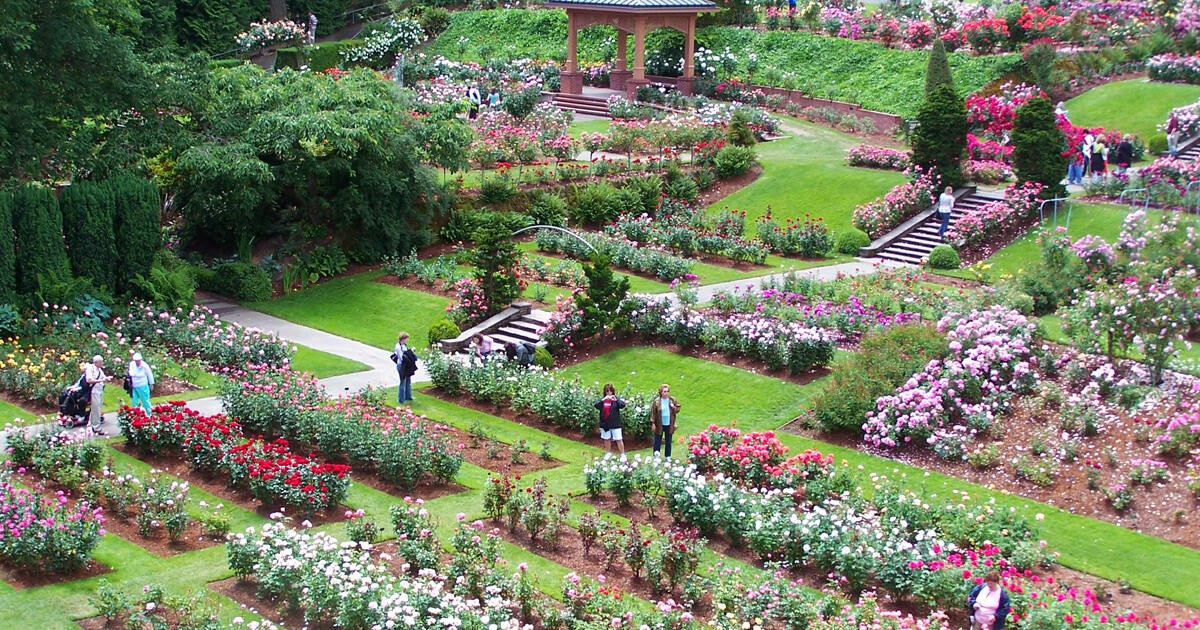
[[544, 0, 718, 97]]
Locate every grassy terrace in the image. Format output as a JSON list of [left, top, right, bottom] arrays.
[[1065, 78, 1200, 143]]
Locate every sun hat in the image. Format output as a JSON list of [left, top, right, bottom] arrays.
[[92, 355, 103, 362], [132, 352, 143, 362]]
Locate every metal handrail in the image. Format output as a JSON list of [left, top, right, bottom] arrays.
[[1185, 181, 1200, 215], [1118, 188, 1150, 212], [1038, 197, 1072, 229], [511, 225, 598, 253]]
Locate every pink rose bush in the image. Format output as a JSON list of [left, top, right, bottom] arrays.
[[853, 167, 941, 238], [864, 306, 1040, 451], [846, 144, 911, 170], [0, 475, 105, 574], [1147, 53, 1200, 84], [946, 181, 1042, 246]]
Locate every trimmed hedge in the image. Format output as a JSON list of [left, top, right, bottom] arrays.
[[10, 185, 70, 297], [201, 261, 272, 303], [0, 192, 15, 304], [60, 181, 118, 294], [276, 39, 361, 71], [109, 174, 161, 295]]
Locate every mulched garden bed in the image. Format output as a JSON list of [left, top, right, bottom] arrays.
[[0, 559, 110, 590], [109, 444, 349, 528], [77, 608, 198, 630], [9, 467, 221, 558], [441, 424, 565, 476], [348, 469, 467, 503], [210, 576, 323, 630]]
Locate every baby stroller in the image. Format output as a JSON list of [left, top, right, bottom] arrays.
[[58, 374, 93, 428]]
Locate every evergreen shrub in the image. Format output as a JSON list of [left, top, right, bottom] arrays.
[[926, 244, 961, 269], [835, 228, 871, 255]]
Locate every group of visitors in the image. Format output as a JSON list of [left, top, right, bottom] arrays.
[[1067, 133, 1135, 185], [76, 352, 156, 436], [465, 85, 502, 120], [592, 383, 680, 458]]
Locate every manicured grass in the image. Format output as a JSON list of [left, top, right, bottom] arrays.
[[568, 118, 610, 138], [707, 117, 908, 238], [558, 346, 814, 428], [0, 399, 46, 429], [291, 344, 370, 377], [251, 270, 451, 350], [1065, 79, 1200, 142], [938, 201, 1153, 280]]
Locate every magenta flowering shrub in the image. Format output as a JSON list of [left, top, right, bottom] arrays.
[[852, 167, 941, 238], [946, 181, 1042, 246], [0, 477, 105, 573], [863, 306, 1039, 450], [846, 144, 911, 170], [1070, 234, 1118, 273], [445, 277, 489, 326]]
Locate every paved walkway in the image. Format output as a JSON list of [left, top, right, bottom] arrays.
[[4, 258, 900, 444]]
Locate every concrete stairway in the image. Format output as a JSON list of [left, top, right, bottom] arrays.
[[860, 187, 1004, 266], [550, 93, 611, 118], [438, 302, 551, 354], [1172, 134, 1200, 161]]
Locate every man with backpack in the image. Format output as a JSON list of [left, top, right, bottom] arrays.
[[506, 341, 536, 366]]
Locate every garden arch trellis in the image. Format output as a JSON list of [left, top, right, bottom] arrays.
[[546, 0, 718, 98]]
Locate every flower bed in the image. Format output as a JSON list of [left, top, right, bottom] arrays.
[[535, 228, 693, 280], [0, 468, 105, 575], [114, 304, 294, 369], [946, 181, 1042, 246], [226, 520, 525, 629], [118, 402, 351, 515], [753, 212, 834, 258], [710, 284, 920, 341], [863, 306, 1041, 454], [606, 203, 770, 265], [962, 159, 1013, 185], [846, 144, 910, 170], [584, 448, 1048, 607], [622, 296, 838, 373], [216, 366, 464, 489], [1147, 53, 1200, 84], [424, 350, 653, 440], [852, 168, 940, 238]]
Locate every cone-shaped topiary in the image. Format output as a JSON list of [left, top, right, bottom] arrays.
[[911, 84, 968, 188], [1012, 97, 1068, 199]]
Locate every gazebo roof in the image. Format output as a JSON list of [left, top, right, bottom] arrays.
[[546, 0, 717, 10]]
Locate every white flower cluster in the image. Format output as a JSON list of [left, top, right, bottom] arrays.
[[235, 20, 306, 50], [341, 17, 427, 66], [226, 522, 526, 629]]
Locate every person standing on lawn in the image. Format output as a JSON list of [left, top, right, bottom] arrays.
[[127, 352, 155, 413], [83, 355, 110, 436], [968, 571, 1011, 630], [393, 332, 417, 404], [595, 383, 626, 456], [649, 383, 680, 457]]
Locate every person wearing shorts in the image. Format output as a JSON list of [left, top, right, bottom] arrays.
[[594, 383, 626, 456]]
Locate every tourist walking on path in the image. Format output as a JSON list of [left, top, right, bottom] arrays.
[[649, 383, 680, 457], [595, 383, 626, 456], [467, 85, 481, 120], [936, 186, 955, 241], [127, 352, 154, 413], [83, 355, 110, 436], [968, 571, 1011, 630], [393, 332, 417, 404]]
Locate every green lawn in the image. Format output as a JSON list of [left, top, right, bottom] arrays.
[[0, 399, 46, 429], [291, 344, 370, 377], [251, 270, 451, 350], [1066, 78, 1200, 142], [938, 201, 1151, 279], [567, 118, 610, 139], [707, 117, 908, 237]]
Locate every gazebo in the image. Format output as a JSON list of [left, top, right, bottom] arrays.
[[545, 0, 718, 98]]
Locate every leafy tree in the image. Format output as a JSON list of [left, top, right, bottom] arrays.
[[174, 0, 263, 51], [109, 174, 162, 294], [0, 192, 16, 304], [924, 38, 954, 96], [575, 252, 630, 338], [910, 84, 967, 188], [60, 181, 119, 294], [469, 216, 522, 314], [1012, 97, 1068, 198], [10, 185, 71, 297], [287, 0, 347, 37], [0, 0, 144, 182]]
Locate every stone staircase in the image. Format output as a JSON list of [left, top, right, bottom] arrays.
[[861, 187, 1004, 266], [438, 302, 551, 354], [1171, 133, 1200, 161], [549, 92, 611, 118]]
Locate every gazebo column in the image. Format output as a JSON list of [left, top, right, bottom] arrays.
[[678, 16, 696, 96], [627, 16, 649, 99], [610, 30, 632, 91], [561, 11, 583, 94]]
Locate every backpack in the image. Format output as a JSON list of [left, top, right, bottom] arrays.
[[516, 342, 535, 366]]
